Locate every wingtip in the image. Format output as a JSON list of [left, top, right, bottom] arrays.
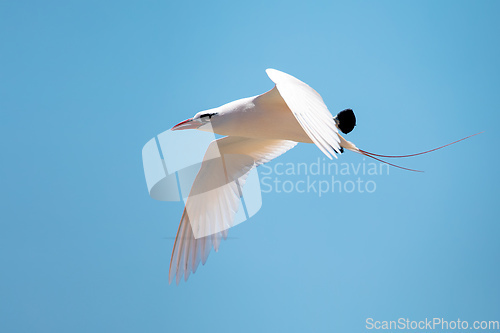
[[265, 68, 289, 83], [265, 68, 278, 80], [335, 109, 356, 134]]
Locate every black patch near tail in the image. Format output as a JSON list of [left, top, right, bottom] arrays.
[[334, 109, 356, 134]]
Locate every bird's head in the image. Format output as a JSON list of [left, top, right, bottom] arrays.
[[171, 111, 218, 131]]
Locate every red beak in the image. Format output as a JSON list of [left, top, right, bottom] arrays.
[[171, 118, 202, 131]]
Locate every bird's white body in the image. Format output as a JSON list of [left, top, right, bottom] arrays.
[[168, 69, 358, 284], [162, 68, 477, 283], [198, 89, 314, 143]]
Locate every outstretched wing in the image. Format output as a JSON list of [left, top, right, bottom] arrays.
[[169, 136, 297, 284], [266, 68, 341, 159]]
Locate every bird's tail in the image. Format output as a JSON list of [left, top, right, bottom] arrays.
[[352, 132, 483, 172]]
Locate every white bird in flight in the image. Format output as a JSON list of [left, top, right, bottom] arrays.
[[167, 68, 480, 284]]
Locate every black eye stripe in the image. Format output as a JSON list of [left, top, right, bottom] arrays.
[[200, 113, 216, 119]]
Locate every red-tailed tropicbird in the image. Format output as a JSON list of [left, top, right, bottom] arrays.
[[167, 68, 480, 284]]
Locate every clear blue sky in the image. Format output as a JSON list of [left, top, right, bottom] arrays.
[[1, 1, 499, 332]]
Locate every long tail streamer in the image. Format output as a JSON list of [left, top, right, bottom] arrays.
[[358, 151, 424, 172], [359, 132, 483, 158], [356, 132, 483, 172]]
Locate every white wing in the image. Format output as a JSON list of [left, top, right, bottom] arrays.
[[169, 136, 297, 284], [266, 68, 341, 159]]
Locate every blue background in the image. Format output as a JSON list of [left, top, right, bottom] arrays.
[[1, 1, 499, 332]]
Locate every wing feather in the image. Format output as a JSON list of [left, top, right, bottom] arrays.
[[169, 136, 297, 284], [266, 68, 341, 159]]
